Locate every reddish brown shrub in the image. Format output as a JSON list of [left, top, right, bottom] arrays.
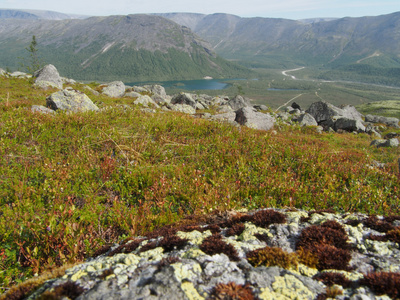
[[360, 272, 400, 299], [313, 272, 353, 288], [226, 223, 245, 237], [209, 282, 255, 300], [200, 234, 240, 261], [363, 215, 394, 233]]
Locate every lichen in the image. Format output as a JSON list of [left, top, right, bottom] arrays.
[[70, 269, 87, 282], [172, 262, 202, 282], [138, 247, 164, 261], [181, 282, 205, 300], [238, 222, 272, 242], [271, 274, 315, 299], [181, 248, 207, 259], [177, 230, 212, 245]]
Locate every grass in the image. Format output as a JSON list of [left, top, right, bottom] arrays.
[[0, 75, 399, 294]]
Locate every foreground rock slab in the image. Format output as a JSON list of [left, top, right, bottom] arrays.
[[22, 208, 400, 300]]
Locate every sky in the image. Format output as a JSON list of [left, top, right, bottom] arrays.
[[0, 0, 399, 19]]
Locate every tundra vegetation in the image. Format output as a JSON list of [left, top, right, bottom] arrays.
[[0, 74, 399, 294]]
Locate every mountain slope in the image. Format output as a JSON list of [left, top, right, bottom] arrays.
[[160, 12, 400, 70], [0, 14, 253, 81], [0, 9, 87, 20]]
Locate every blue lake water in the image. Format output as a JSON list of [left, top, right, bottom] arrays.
[[126, 78, 233, 91]]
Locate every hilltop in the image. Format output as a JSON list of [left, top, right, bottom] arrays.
[[0, 65, 399, 298]]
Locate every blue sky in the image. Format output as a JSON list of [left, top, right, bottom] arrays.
[[0, 0, 399, 19]]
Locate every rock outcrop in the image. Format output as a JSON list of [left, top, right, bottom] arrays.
[[365, 114, 400, 128], [46, 89, 99, 112], [25, 208, 400, 300]]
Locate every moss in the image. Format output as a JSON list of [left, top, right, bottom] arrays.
[[158, 256, 181, 270], [363, 215, 394, 233], [37, 281, 84, 300], [247, 246, 298, 270], [296, 247, 318, 269], [199, 234, 240, 261], [296, 221, 352, 271], [226, 223, 245, 237], [313, 272, 353, 288], [360, 272, 400, 299], [250, 209, 287, 228], [209, 282, 255, 300], [159, 235, 189, 252]]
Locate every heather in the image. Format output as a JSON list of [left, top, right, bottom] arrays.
[[0, 75, 399, 293]]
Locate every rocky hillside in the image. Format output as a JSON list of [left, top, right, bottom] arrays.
[[0, 14, 252, 81], [0, 64, 399, 299], [0, 9, 86, 20]]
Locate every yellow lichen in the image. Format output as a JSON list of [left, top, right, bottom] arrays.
[[70, 269, 87, 282], [172, 262, 202, 282], [181, 282, 205, 300], [272, 274, 315, 299]]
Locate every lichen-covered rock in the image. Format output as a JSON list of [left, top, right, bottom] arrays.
[[133, 95, 160, 108], [101, 81, 126, 98], [46, 89, 99, 112], [296, 113, 318, 127], [306, 101, 363, 123], [370, 138, 399, 148], [235, 107, 275, 131], [171, 93, 197, 109], [33, 64, 63, 90], [227, 95, 251, 111], [171, 104, 196, 114], [31, 105, 56, 115], [365, 114, 400, 128]]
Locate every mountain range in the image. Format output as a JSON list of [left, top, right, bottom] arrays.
[[0, 9, 400, 83]]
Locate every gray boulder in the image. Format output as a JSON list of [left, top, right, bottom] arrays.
[[10, 71, 30, 78], [370, 138, 399, 148], [254, 104, 269, 111], [133, 95, 160, 108], [101, 81, 126, 98], [334, 117, 366, 132], [227, 95, 250, 111], [170, 104, 196, 114], [306, 101, 363, 123], [143, 85, 167, 99], [31, 105, 55, 115], [211, 112, 237, 123], [33, 64, 63, 89], [235, 107, 275, 131], [365, 114, 400, 128], [124, 91, 142, 98], [296, 113, 318, 127], [171, 93, 196, 109], [46, 89, 99, 112]]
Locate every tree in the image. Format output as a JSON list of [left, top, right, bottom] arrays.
[[22, 35, 44, 74]]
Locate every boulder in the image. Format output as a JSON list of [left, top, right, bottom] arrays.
[[334, 117, 366, 132], [306, 101, 363, 123], [170, 104, 196, 114], [254, 104, 269, 111], [31, 105, 56, 115], [101, 81, 125, 98], [0, 68, 6, 76], [227, 95, 250, 111], [365, 114, 400, 128], [171, 93, 196, 109], [46, 89, 99, 112], [143, 85, 167, 99], [235, 107, 275, 131], [125, 91, 142, 98], [291, 102, 301, 110], [9, 71, 30, 78], [296, 113, 318, 127], [33, 64, 63, 90], [384, 132, 399, 139], [370, 138, 399, 148], [133, 95, 160, 108], [211, 112, 237, 123]]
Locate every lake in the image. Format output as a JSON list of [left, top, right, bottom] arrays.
[[126, 78, 233, 91]]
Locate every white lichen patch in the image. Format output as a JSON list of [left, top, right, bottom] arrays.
[[181, 281, 205, 300], [238, 222, 272, 242], [177, 230, 212, 245], [308, 213, 338, 225], [285, 211, 309, 224], [365, 239, 393, 256], [172, 262, 202, 282], [181, 247, 206, 259], [224, 237, 266, 255], [124, 253, 140, 266], [272, 274, 314, 299], [139, 247, 164, 261]]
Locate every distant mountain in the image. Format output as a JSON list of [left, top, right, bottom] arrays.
[[0, 14, 252, 81], [159, 12, 400, 71], [0, 9, 88, 20]]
